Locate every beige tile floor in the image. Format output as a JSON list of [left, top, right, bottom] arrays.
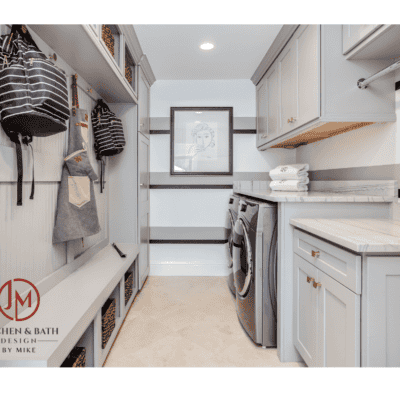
[[104, 276, 305, 368]]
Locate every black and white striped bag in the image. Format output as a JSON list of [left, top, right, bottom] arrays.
[[91, 99, 125, 192], [0, 25, 70, 205], [91, 101, 125, 157]]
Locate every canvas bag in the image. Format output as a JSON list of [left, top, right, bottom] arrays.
[[0, 25, 70, 205], [91, 99, 125, 192]]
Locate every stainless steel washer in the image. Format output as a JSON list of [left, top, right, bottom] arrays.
[[232, 197, 278, 347]]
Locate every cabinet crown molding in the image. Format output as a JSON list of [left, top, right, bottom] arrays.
[[251, 25, 299, 86]]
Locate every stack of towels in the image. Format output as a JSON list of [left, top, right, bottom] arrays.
[[269, 164, 309, 192]]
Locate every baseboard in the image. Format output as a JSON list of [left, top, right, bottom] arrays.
[[150, 263, 230, 276]]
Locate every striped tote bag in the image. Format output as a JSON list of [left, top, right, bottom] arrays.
[[91, 100, 125, 193], [0, 25, 69, 137], [0, 25, 70, 205], [91, 101, 125, 157]]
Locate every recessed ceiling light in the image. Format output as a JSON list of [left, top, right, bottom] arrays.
[[195, 112, 202, 114], [200, 42, 214, 51]]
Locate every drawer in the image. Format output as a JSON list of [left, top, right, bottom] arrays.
[[293, 229, 361, 294]]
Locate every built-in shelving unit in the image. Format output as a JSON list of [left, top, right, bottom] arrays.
[[29, 25, 138, 103], [0, 244, 139, 367]]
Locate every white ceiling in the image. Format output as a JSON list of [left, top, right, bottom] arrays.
[[134, 25, 282, 80]]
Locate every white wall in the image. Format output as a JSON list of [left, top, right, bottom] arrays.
[[151, 80, 256, 117], [149, 79, 295, 275], [0, 25, 109, 301], [296, 70, 400, 170]]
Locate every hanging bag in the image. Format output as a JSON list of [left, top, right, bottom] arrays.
[[91, 99, 125, 192], [0, 25, 70, 205]]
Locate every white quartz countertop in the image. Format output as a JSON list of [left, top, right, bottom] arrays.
[[233, 189, 396, 203], [290, 218, 400, 253]]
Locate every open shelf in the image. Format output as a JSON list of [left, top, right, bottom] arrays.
[[28, 25, 137, 104]]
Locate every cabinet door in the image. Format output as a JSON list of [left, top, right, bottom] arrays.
[[342, 25, 382, 54], [138, 68, 150, 138], [293, 254, 319, 367], [256, 76, 268, 147], [279, 37, 297, 135], [138, 132, 150, 289], [295, 25, 320, 128], [317, 269, 360, 367], [265, 63, 280, 142]]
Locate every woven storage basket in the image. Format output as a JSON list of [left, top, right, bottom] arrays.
[[61, 347, 86, 368], [102, 25, 115, 57], [125, 65, 133, 85], [125, 271, 133, 305], [102, 298, 116, 349], [125, 50, 134, 85]]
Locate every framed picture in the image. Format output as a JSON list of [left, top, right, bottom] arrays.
[[170, 107, 233, 175]]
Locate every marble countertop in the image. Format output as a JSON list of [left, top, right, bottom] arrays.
[[290, 218, 400, 253], [233, 189, 396, 203]]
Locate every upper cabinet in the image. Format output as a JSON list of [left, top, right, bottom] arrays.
[[254, 25, 396, 151], [28, 25, 156, 104], [342, 25, 382, 55], [342, 25, 400, 60]]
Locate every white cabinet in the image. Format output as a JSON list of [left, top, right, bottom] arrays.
[[257, 24, 320, 148], [138, 67, 150, 138], [362, 257, 400, 367], [256, 75, 267, 147], [278, 36, 298, 135], [295, 25, 319, 129], [293, 254, 318, 367], [317, 269, 360, 367], [342, 25, 382, 55], [293, 230, 361, 367], [255, 24, 395, 151], [256, 63, 280, 148]]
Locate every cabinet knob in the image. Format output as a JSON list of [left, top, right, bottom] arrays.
[[311, 250, 320, 258], [313, 281, 322, 289], [306, 276, 315, 283]]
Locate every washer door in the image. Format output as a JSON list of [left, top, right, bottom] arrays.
[[227, 209, 235, 269], [233, 217, 253, 299]]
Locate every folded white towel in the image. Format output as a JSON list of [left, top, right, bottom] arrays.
[[270, 180, 308, 192], [269, 164, 309, 181]]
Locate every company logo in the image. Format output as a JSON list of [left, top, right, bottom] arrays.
[[0, 279, 40, 321]]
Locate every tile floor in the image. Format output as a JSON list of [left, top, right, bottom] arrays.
[[104, 276, 305, 367]]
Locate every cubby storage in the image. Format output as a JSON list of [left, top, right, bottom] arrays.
[[101, 25, 123, 70], [125, 270, 134, 305], [61, 347, 86, 368], [125, 44, 136, 92], [102, 298, 116, 349]]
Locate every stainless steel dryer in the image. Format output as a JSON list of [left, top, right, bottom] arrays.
[[232, 197, 278, 347], [226, 194, 240, 296]]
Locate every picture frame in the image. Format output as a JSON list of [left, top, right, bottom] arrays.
[[170, 107, 233, 176]]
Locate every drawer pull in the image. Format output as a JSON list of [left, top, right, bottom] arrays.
[[261, 135, 267, 138], [313, 281, 322, 289], [306, 276, 314, 283], [311, 250, 320, 258]]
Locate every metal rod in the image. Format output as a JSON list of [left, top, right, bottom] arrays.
[[357, 59, 400, 89]]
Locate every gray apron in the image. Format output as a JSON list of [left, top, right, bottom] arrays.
[[53, 109, 101, 243]]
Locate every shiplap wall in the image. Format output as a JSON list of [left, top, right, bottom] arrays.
[[0, 25, 109, 303]]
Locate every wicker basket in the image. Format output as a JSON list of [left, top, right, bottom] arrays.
[[125, 271, 133, 305], [102, 298, 116, 349], [61, 347, 86, 368], [125, 50, 134, 86], [102, 25, 115, 57], [125, 65, 133, 85]]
